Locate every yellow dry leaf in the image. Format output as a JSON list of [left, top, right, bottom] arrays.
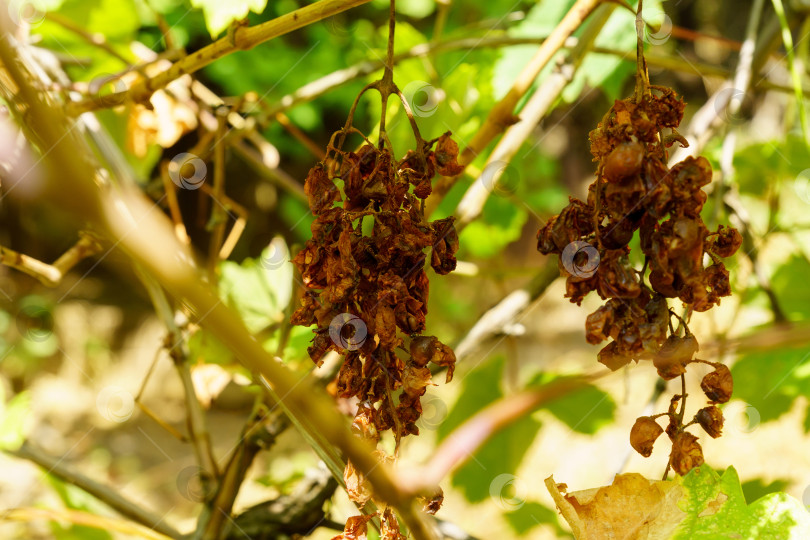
[[545, 473, 685, 540], [125, 60, 198, 157], [190, 364, 232, 409]]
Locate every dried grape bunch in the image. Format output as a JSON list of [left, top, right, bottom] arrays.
[[291, 130, 461, 441], [537, 76, 741, 474]]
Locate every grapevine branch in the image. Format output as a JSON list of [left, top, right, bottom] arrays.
[[65, 0, 374, 115], [425, 0, 603, 215], [452, 260, 559, 363], [0, 232, 101, 287], [256, 35, 807, 126], [137, 269, 220, 492], [400, 374, 602, 494]]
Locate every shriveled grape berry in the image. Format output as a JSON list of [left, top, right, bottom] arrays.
[[701, 364, 733, 404], [630, 416, 664, 457], [292, 131, 461, 441], [537, 79, 738, 476], [669, 431, 704, 476], [695, 405, 724, 438]]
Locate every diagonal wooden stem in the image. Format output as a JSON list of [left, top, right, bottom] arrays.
[[65, 0, 373, 115]]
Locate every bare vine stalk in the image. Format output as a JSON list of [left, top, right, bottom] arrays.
[[66, 0, 374, 115]]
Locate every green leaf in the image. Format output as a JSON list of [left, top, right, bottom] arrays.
[[458, 197, 528, 258], [438, 357, 541, 503], [771, 255, 810, 321], [671, 467, 810, 539], [190, 0, 268, 37], [188, 327, 233, 365], [219, 237, 293, 334], [505, 501, 566, 536], [731, 344, 810, 425], [541, 378, 616, 434], [33, 0, 138, 80], [0, 388, 31, 451], [46, 475, 113, 540]]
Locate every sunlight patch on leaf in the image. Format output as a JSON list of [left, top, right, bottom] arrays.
[[191, 0, 268, 38]]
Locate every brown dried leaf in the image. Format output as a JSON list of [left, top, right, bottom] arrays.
[[380, 508, 406, 540], [343, 460, 372, 505], [336, 353, 363, 399], [304, 164, 339, 215], [433, 132, 464, 177], [331, 514, 376, 540]]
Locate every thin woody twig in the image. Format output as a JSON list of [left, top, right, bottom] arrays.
[[8, 442, 182, 539], [207, 110, 229, 276], [66, 0, 374, 115], [256, 35, 808, 127], [201, 403, 289, 540], [452, 260, 559, 363], [400, 374, 602, 493], [0, 232, 102, 287], [425, 0, 603, 215], [136, 268, 220, 486], [454, 3, 614, 227], [43, 13, 130, 65], [275, 112, 326, 160]]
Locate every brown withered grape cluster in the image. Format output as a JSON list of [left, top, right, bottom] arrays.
[[291, 132, 461, 442], [537, 85, 742, 475]]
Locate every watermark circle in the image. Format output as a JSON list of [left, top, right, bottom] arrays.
[[168, 153, 207, 190], [714, 87, 747, 126], [561, 241, 600, 278], [15, 302, 54, 342], [7, 0, 45, 27], [644, 10, 673, 45], [488, 473, 526, 511], [328, 313, 367, 351], [317, 3, 349, 36], [794, 169, 810, 204], [480, 160, 519, 197], [176, 465, 210, 502], [402, 80, 442, 118], [96, 386, 135, 423], [722, 400, 760, 437], [417, 393, 448, 431], [259, 237, 287, 270]]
